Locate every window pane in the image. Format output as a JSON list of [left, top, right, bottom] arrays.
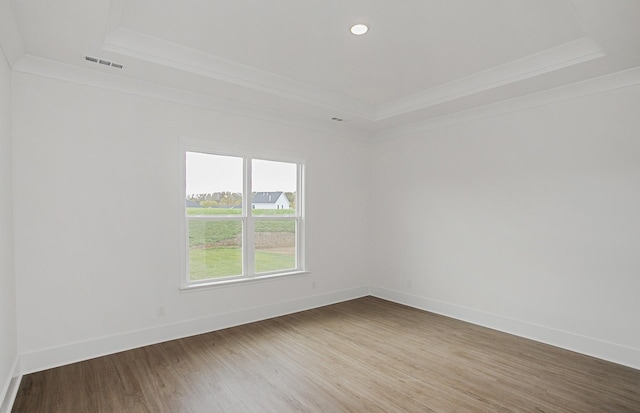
[[251, 159, 296, 216], [254, 219, 296, 273], [188, 220, 242, 280], [186, 152, 243, 215]]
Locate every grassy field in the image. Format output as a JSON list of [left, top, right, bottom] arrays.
[[189, 248, 295, 280], [187, 208, 296, 279]]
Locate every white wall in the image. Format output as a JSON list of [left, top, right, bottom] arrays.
[[12, 71, 371, 372], [8, 52, 640, 377], [0, 49, 18, 405], [370, 84, 640, 368]]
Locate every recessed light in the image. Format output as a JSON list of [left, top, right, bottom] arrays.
[[350, 24, 368, 36]]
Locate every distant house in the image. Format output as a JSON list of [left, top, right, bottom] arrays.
[[185, 199, 202, 208], [252, 191, 290, 210]]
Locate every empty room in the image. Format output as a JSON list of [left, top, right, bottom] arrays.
[[1, 0, 640, 411]]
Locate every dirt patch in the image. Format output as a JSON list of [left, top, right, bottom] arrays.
[[193, 232, 294, 250], [254, 231, 295, 249], [259, 247, 295, 255], [191, 234, 241, 250]]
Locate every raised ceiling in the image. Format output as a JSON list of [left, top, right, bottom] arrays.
[[6, 0, 640, 136]]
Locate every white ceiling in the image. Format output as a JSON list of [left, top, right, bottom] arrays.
[[6, 0, 640, 136]]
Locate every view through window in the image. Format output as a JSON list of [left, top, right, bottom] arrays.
[[184, 151, 303, 285]]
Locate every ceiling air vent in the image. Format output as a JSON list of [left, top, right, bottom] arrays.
[[84, 56, 124, 70]]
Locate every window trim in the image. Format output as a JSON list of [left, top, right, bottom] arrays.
[[179, 138, 307, 290]]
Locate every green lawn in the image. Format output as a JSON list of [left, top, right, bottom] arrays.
[[186, 208, 297, 280], [187, 209, 295, 247], [189, 247, 295, 280]]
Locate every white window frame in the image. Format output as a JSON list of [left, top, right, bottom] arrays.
[[179, 138, 307, 290]]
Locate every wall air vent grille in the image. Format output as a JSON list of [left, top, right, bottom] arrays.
[[84, 56, 124, 70]]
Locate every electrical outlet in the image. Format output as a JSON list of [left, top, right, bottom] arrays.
[[407, 280, 412, 288], [312, 281, 316, 289], [157, 306, 166, 316]]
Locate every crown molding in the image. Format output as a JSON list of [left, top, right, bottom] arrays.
[[102, 23, 604, 125], [12, 54, 373, 142], [373, 65, 640, 141], [102, 0, 374, 120], [13, 56, 639, 145], [375, 37, 605, 120], [103, 27, 376, 120]]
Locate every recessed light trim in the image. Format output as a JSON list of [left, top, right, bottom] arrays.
[[350, 24, 368, 36]]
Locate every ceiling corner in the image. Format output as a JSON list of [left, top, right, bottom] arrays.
[[0, 0, 26, 68]]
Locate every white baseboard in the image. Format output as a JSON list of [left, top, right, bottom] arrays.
[[0, 357, 21, 413], [370, 286, 640, 371], [16, 284, 638, 385], [19, 286, 370, 375]]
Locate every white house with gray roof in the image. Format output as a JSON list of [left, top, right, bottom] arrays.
[[251, 191, 290, 210]]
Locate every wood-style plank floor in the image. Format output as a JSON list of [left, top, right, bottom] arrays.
[[12, 297, 640, 412]]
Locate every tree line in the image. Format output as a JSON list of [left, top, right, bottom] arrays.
[[187, 192, 296, 208]]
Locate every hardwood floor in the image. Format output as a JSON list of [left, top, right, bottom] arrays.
[[12, 297, 640, 412]]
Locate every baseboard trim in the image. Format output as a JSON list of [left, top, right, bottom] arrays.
[[0, 357, 21, 413], [370, 286, 640, 370], [17, 285, 638, 378], [19, 286, 370, 375]]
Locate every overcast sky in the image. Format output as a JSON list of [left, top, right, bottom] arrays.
[[186, 152, 296, 195]]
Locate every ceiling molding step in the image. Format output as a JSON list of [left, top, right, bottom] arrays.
[[0, 0, 25, 68], [104, 0, 126, 38], [373, 65, 640, 142], [103, 27, 376, 120], [375, 37, 605, 121], [12, 55, 372, 142]]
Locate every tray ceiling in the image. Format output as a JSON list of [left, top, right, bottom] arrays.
[[6, 0, 640, 135]]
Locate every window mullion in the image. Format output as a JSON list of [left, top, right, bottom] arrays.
[[244, 157, 255, 276], [296, 163, 304, 271]]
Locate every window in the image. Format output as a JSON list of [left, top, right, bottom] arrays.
[[182, 147, 305, 288]]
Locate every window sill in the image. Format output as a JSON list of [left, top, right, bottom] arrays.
[[180, 270, 310, 292]]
